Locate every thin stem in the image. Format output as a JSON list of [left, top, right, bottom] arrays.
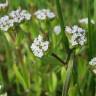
[[87, 0, 93, 59], [66, 48, 76, 64], [52, 53, 66, 65], [62, 48, 75, 96], [52, 48, 75, 66]]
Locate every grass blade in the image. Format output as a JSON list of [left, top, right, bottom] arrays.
[[62, 59, 73, 96], [55, 0, 69, 53]]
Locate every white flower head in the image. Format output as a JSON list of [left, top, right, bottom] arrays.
[[9, 8, 31, 23], [70, 33, 86, 46], [34, 9, 55, 20], [89, 57, 96, 66], [65, 26, 72, 34], [41, 41, 49, 51], [65, 25, 85, 34], [79, 18, 95, 25], [0, 9, 31, 32], [20, 10, 31, 20], [46, 11, 55, 19], [65, 25, 86, 46], [31, 35, 49, 58], [53, 25, 61, 35], [0, 15, 14, 31]]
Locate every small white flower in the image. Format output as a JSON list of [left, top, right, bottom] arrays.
[[65, 25, 86, 46], [53, 25, 61, 35], [89, 57, 96, 66], [65, 25, 85, 34], [70, 33, 86, 46], [33, 47, 44, 58], [0, 15, 14, 31], [9, 8, 31, 23], [79, 18, 95, 24], [65, 26, 72, 33], [0, 0, 8, 9], [41, 41, 49, 51], [0, 9, 31, 32], [47, 12, 55, 19], [34, 9, 55, 20], [36, 13, 46, 20], [31, 35, 49, 58], [7, 19, 14, 27], [70, 34, 78, 46], [20, 10, 31, 20], [34, 10, 46, 20]]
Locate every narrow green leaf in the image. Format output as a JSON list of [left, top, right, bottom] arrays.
[[68, 85, 78, 96], [13, 64, 28, 90], [87, 0, 95, 59], [0, 31, 13, 66], [55, 0, 69, 53], [94, 0, 96, 20], [61, 67, 67, 82], [62, 60, 73, 96], [48, 72, 57, 93]]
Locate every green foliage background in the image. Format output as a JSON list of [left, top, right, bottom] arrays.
[[0, 0, 96, 96]]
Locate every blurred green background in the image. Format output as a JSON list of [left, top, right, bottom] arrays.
[[0, 0, 96, 96]]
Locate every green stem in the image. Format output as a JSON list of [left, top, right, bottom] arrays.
[[52, 53, 66, 65], [52, 48, 75, 66], [55, 0, 69, 53], [88, 0, 93, 59]]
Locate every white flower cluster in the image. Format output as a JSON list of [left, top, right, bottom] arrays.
[[0, 8, 31, 32], [65, 25, 86, 46], [89, 57, 96, 74], [53, 25, 61, 35], [0, 16, 14, 31], [0, 0, 8, 9], [34, 9, 55, 20], [31, 35, 49, 58], [9, 8, 31, 23], [89, 57, 96, 66], [79, 18, 95, 25]]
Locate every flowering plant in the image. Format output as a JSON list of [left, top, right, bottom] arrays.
[[0, 0, 96, 96]]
